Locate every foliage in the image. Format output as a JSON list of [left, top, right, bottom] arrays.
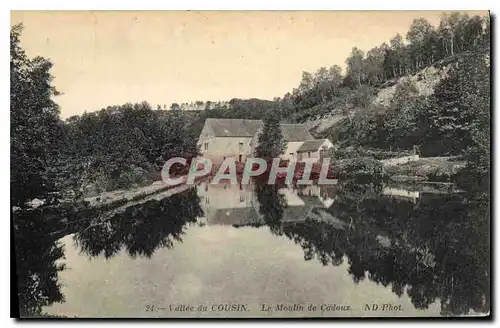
[[456, 126, 490, 197], [11, 24, 63, 207], [57, 103, 200, 196], [285, 13, 489, 138], [254, 110, 286, 160], [334, 47, 489, 195], [423, 50, 490, 156], [331, 157, 385, 184], [288, 13, 489, 101], [384, 157, 465, 182]]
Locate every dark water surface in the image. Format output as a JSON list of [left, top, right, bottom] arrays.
[[13, 181, 490, 318]]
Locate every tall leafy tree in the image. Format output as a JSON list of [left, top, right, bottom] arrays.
[[255, 110, 286, 160], [406, 18, 435, 70], [328, 65, 344, 94], [364, 45, 386, 84], [345, 47, 365, 88], [11, 24, 62, 207], [424, 51, 490, 157]]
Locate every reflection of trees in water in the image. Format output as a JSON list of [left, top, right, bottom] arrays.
[[13, 188, 202, 316], [255, 182, 490, 316], [74, 188, 203, 259], [13, 210, 66, 317], [254, 183, 287, 235], [283, 220, 347, 266], [319, 184, 337, 200]]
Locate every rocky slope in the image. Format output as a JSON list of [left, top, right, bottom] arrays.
[[305, 56, 458, 136]]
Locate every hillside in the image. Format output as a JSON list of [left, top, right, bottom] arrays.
[[303, 54, 460, 137]]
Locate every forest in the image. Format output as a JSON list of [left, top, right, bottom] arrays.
[[11, 12, 490, 210]]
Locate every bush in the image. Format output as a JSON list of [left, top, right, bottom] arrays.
[[332, 157, 385, 184], [78, 165, 153, 197]]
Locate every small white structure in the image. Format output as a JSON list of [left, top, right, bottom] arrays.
[[296, 139, 334, 162]]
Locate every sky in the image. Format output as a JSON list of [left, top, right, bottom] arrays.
[[11, 10, 488, 118]]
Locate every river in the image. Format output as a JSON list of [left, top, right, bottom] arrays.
[[13, 181, 490, 318]]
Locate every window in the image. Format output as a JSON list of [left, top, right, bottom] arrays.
[[238, 142, 244, 150], [204, 143, 209, 151], [308, 152, 311, 158]]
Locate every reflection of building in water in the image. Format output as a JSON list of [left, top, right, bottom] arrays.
[[197, 182, 260, 226], [196, 182, 344, 229], [285, 184, 336, 208]]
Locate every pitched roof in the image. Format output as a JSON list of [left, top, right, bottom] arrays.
[[204, 119, 313, 141], [205, 118, 263, 137], [297, 139, 328, 153], [280, 124, 314, 142]]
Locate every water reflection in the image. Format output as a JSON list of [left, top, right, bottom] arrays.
[[13, 209, 66, 317], [197, 182, 337, 231], [74, 188, 203, 259], [252, 182, 490, 316], [198, 181, 490, 316], [13, 188, 203, 317], [13, 181, 489, 317]]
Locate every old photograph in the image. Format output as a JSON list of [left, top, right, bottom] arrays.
[[10, 10, 490, 318]]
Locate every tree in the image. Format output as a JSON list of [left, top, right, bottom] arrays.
[[328, 65, 344, 94], [297, 71, 314, 95], [345, 47, 365, 88], [255, 111, 286, 160], [364, 45, 386, 84], [424, 51, 490, 157], [385, 34, 406, 78], [11, 24, 62, 207], [438, 12, 470, 57], [463, 15, 485, 49], [454, 52, 490, 195], [406, 18, 435, 70]]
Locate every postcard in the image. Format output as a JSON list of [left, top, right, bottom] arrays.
[[11, 10, 491, 319]]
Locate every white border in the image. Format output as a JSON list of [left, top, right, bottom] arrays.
[[2, 1, 497, 328]]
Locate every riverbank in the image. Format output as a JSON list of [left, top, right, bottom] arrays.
[[83, 175, 212, 210], [329, 155, 466, 185], [18, 175, 203, 214], [384, 157, 466, 182]]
